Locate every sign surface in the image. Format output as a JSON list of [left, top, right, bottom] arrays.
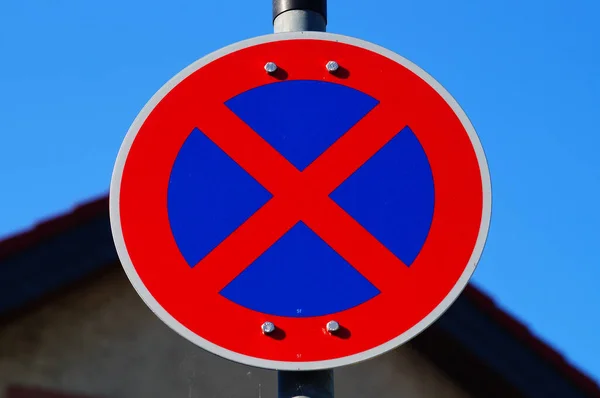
[[110, 32, 491, 370]]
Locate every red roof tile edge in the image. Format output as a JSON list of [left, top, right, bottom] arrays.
[[0, 194, 108, 263], [465, 285, 600, 397]]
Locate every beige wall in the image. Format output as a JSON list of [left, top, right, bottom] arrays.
[[0, 268, 469, 398]]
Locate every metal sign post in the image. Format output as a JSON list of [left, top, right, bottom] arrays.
[[278, 369, 334, 398], [273, 0, 327, 33], [272, 3, 333, 398]]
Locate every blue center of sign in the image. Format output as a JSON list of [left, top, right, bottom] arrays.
[[167, 80, 434, 318], [226, 80, 378, 170]]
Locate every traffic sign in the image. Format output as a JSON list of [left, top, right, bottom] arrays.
[[110, 32, 491, 370]]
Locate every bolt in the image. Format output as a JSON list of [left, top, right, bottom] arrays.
[[264, 62, 278, 74], [326, 61, 339, 73], [261, 321, 275, 334], [326, 320, 340, 333]]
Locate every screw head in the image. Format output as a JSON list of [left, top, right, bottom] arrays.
[[264, 62, 278, 73], [326, 61, 339, 73], [261, 321, 275, 334], [326, 320, 340, 333]]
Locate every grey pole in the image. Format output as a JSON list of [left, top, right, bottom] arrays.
[[272, 1, 333, 397], [273, 0, 327, 33], [278, 370, 334, 398]]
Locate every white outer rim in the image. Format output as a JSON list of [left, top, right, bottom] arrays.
[[109, 31, 492, 371]]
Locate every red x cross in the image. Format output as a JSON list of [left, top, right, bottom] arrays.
[[115, 37, 485, 366], [196, 99, 409, 294]]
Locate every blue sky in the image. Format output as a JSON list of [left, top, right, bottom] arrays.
[[1, 0, 599, 381]]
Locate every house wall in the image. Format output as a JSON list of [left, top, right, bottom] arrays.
[[0, 268, 469, 398]]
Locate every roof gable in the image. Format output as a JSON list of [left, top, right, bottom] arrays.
[[0, 195, 598, 398]]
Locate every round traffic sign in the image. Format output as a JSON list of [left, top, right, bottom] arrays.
[[110, 32, 491, 370]]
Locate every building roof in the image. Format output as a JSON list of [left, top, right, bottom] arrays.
[[1, 195, 599, 398]]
